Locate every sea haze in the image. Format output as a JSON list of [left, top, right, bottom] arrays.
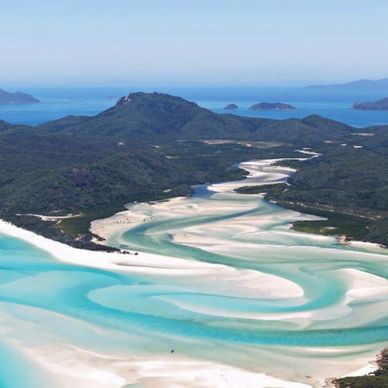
[[2, 86, 388, 127]]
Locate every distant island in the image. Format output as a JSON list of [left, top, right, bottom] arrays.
[[0, 92, 387, 251], [353, 97, 388, 110], [306, 77, 388, 91], [223, 103, 239, 110], [0, 88, 40, 105], [249, 102, 295, 111]]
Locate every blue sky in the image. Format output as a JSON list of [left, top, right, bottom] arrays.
[[1, 0, 388, 85]]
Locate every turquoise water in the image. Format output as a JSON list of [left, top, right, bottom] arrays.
[[0, 340, 58, 388], [89, 161, 387, 384], [0, 89, 387, 385], [0, 194, 387, 385]]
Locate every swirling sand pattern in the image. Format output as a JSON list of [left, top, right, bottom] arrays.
[[0, 157, 386, 387]]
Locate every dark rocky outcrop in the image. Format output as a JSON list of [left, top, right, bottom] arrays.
[[0, 88, 40, 105], [353, 97, 388, 110], [223, 103, 238, 110], [249, 102, 295, 111]]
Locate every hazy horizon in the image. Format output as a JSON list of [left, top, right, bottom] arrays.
[[1, 0, 388, 86], [2, 77, 388, 90]]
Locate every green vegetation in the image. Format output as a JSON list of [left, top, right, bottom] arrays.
[[59, 186, 191, 237], [0, 107, 302, 248], [284, 204, 370, 240], [234, 182, 373, 241], [40, 92, 354, 146], [234, 183, 287, 195], [60, 202, 127, 237], [249, 102, 295, 110], [332, 348, 388, 388], [275, 146, 388, 245], [0, 92, 387, 248]]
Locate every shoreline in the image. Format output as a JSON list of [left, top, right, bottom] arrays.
[[91, 155, 384, 252], [90, 156, 315, 246], [88, 156, 388, 383], [15, 341, 313, 388], [0, 155, 387, 387], [0, 218, 314, 387]]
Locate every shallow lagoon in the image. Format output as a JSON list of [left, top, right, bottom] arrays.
[[90, 159, 388, 386], [0, 91, 388, 385]]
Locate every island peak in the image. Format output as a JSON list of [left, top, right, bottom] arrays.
[[223, 103, 239, 110], [0, 88, 40, 105], [353, 97, 388, 110], [249, 102, 295, 111]]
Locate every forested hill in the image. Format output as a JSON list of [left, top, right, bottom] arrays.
[[0, 91, 387, 248], [40, 92, 355, 144]]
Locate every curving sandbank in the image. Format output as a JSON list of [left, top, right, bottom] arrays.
[[0, 219, 314, 387], [88, 155, 388, 385], [0, 153, 387, 387]]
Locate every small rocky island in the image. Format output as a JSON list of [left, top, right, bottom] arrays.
[[353, 97, 388, 110], [0, 88, 40, 105], [223, 103, 239, 110], [249, 102, 295, 111]]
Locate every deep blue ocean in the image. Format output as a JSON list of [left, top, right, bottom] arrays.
[[1, 85, 388, 127]]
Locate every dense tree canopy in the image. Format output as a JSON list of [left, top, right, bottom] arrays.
[[0, 92, 387, 247]]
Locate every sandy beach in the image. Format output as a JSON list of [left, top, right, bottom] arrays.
[[0, 156, 386, 387], [0, 217, 317, 387], [86, 156, 387, 386]]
